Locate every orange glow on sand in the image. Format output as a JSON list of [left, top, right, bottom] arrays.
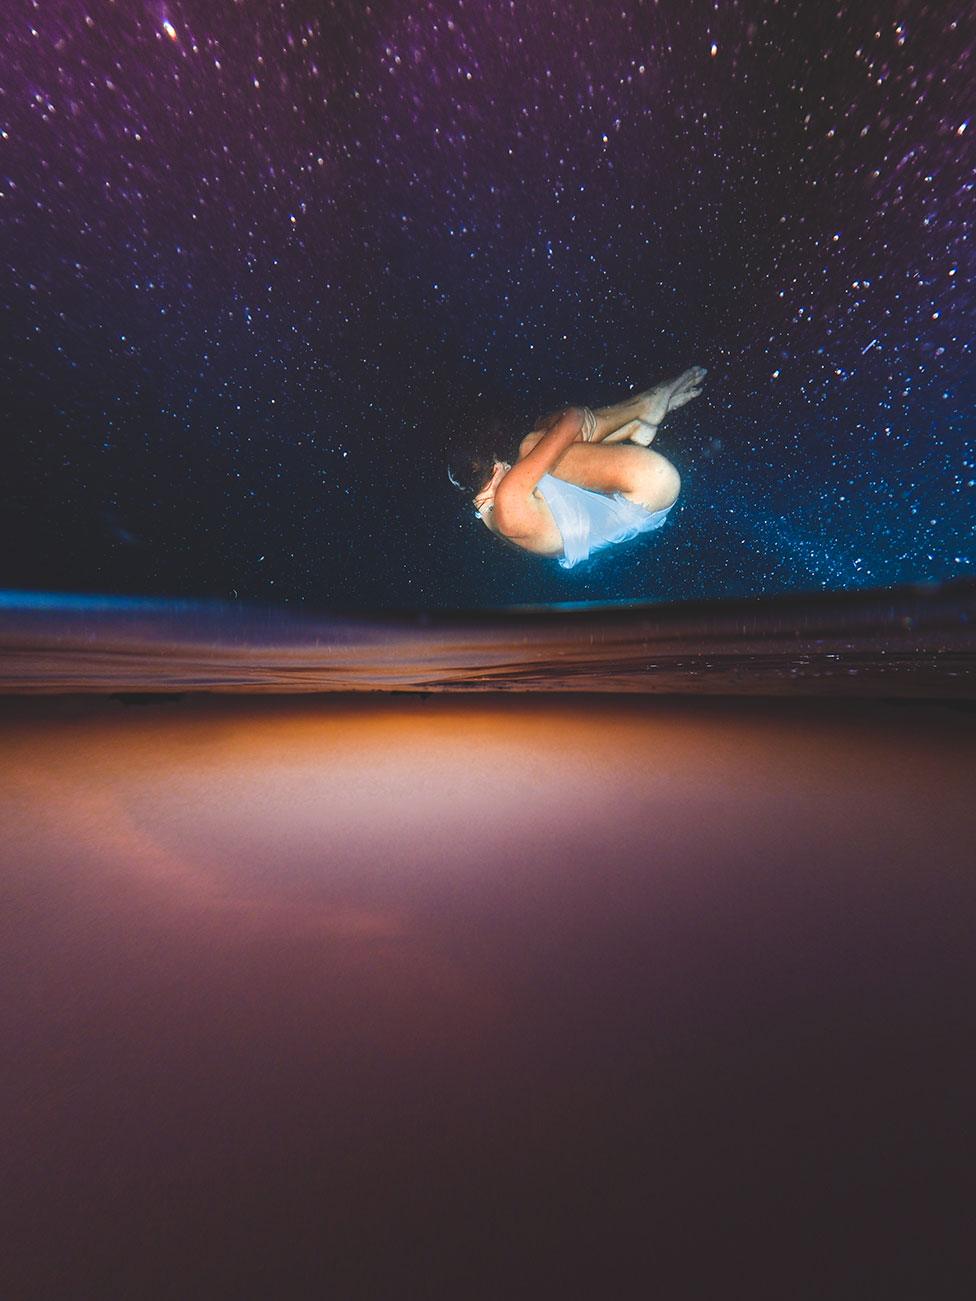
[[2, 693, 974, 1293]]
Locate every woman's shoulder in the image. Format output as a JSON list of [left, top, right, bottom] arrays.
[[495, 487, 563, 558]]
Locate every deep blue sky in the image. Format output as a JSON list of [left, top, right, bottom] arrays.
[[2, 0, 972, 609]]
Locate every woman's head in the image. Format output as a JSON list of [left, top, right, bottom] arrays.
[[444, 403, 521, 529], [472, 460, 512, 523], [446, 443, 502, 498], [446, 446, 512, 534]]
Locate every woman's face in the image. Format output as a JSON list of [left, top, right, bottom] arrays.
[[473, 461, 511, 524]]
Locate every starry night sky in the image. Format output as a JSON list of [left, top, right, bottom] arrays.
[[2, 0, 973, 611]]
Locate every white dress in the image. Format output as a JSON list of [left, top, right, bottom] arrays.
[[535, 472, 676, 569]]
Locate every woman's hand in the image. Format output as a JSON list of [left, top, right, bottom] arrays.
[[519, 407, 589, 460]]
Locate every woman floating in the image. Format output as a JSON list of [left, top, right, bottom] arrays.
[[448, 367, 706, 569]]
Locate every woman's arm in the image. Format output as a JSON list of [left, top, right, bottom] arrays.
[[493, 408, 584, 533]]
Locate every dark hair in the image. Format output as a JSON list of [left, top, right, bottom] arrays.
[[445, 442, 502, 496], [447, 409, 517, 495], [444, 398, 569, 495]]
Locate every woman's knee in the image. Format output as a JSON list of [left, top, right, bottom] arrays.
[[624, 449, 681, 511]]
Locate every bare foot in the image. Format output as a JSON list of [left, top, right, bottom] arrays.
[[631, 366, 707, 443], [627, 419, 659, 447]]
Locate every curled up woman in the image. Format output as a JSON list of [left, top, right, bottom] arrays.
[[447, 367, 706, 569]]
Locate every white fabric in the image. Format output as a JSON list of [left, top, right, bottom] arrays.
[[536, 472, 675, 569]]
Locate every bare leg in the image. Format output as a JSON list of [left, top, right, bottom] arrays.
[[589, 399, 650, 442], [599, 417, 655, 445], [538, 440, 681, 507], [599, 367, 708, 446], [521, 367, 707, 455], [521, 410, 649, 456]]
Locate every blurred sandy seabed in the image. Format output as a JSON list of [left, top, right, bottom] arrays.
[[1, 578, 974, 695], [1, 689, 974, 1294]]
